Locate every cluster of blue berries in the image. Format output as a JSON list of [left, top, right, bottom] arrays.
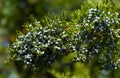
[[10, 8, 120, 70], [75, 8, 120, 70], [10, 18, 77, 69]]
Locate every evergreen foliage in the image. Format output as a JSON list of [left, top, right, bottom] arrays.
[[9, 0, 120, 78]]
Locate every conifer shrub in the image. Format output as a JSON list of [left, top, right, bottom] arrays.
[[10, 1, 120, 77], [10, 16, 79, 71]]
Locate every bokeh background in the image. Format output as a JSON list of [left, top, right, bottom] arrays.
[[0, 0, 120, 78]]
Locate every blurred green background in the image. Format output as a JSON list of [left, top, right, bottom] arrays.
[[0, 0, 120, 78], [0, 0, 85, 42]]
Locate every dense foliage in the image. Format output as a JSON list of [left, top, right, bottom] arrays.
[[10, 1, 120, 78], [10, 16, 78, 71], [74, 8, 120, 70]]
